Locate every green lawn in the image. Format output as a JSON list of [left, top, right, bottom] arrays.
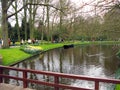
[[116, 85, 120, 90], [0, 47, 31, 66]]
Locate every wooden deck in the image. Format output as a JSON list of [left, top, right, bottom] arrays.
[[0, 83, 35, 90]]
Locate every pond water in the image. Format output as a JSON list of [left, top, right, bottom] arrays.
[[4, 44, 120, 90]]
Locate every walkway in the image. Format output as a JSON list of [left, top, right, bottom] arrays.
[[0, 83, 35, 90]]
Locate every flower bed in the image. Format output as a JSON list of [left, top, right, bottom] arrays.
[[20, 45, 42, 54]]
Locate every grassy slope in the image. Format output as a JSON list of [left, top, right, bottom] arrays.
[[0, 47, 31, 66], [116, 85, 120, 90]]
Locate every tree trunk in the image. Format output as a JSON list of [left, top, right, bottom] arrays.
[[59, 0, 63, 41], [23, 0, 28, 41], [1, 0, 9, 48], [29, 0, 38, 40], [29, 0, 33, 39], [46, 0, 50, 41], [14, 0, 20, 42], [41, 7, 45, 43]]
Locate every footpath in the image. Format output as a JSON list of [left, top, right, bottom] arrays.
[[0, 83, 35, 90]]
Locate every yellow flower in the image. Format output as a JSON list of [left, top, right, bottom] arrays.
[[28, 46, 43, 50]]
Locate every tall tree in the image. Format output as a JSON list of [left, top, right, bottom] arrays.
[[28, 0, 39, 40], [23, 0, 28, 41], [1, 0, 10, 48], [59, 0, 63, 40], [103, 3, 120, 40], [12, 0, 21, 42], [46, 0, 50, 41], [28, 0, 33, 39]]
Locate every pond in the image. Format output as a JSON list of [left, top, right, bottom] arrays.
[[4, 44, 120, 90]]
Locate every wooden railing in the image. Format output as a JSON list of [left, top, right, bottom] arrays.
[[0, 65, 120, 90]]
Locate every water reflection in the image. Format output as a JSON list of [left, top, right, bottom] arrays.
[[5, 44, 120, 90]]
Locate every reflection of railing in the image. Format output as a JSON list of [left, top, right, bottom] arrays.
[[0, 65, 120, 90]]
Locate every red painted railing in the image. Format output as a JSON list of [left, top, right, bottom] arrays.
[[0, 65, 120, 90]]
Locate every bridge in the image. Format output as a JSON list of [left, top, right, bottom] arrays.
[[0, 65, 120, 90]]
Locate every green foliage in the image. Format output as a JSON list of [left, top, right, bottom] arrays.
[[116, 50, 120, 59], [8, 22, 18, 41], [103, 4, 120, 40], [34, 29, 47, 40], [8, 22, 13, 39], [20, 17, 30, 40]]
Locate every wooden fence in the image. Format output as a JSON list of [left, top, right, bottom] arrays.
[[0, 65, 120, 90]]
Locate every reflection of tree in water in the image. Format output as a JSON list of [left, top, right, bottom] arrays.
[[37, 52, 53, 90], [51, 50, 54, 72], [3, 69, 9, 83], [28, 58, 43, 89], [59, 49, 63, 73], [4, 64, 23, 86]]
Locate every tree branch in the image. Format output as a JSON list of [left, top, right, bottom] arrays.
[[7, 0, 15, 10], [28, 3, 64, 13], [7, 3, 28, 19], [7, 3, 64, 19]]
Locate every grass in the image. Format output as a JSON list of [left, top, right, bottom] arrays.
[[116, 85, 120, 90], [0, 41, 120, 66], [34, 43, 64, 51], [0, 47, 31, 66]]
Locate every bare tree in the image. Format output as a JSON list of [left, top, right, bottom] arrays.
[[12, 0, 21, 42], [23, 0, 28, 41]]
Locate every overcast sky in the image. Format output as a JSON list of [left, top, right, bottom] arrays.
[[70, 0, 120, 16]]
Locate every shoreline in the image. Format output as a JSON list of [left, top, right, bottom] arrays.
[[0, 41, 120, 66]]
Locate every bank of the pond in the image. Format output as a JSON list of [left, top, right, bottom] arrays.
[[0, 42, 88, 66], [0, 47, 31, 66], [0, 41, 120, 66]]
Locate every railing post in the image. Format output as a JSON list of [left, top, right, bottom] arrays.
[[23, 71, 27, 88], [54, 76, 59, 90], [95, 81, 99, 90], [0, 67, 3, 83]]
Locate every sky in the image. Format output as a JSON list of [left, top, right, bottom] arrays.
[[70, 0, 120, 17], [70, 0, 97, 16]]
